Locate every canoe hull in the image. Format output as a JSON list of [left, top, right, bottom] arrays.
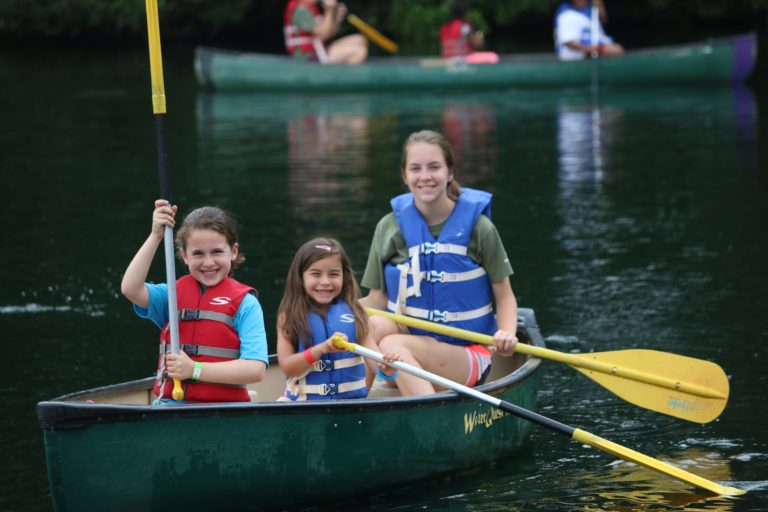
[[39, 309, 543, 511], [195, 33, 756, 92]]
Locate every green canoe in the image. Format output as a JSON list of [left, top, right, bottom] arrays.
[[37, 309, 544, 511], [195, 33, 756, 93]]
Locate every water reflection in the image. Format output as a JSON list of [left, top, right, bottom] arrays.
[[572, 448, 738, 511], [550, 85, 758, 350]]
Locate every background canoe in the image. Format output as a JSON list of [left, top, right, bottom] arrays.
[[37, 309, 543, 512], [195, 33, 756, 93]]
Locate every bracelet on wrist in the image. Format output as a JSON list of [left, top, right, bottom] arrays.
[[376, 368, 399, 381], [303, 348, 316, 365]]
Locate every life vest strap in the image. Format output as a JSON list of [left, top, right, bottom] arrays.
[[312, 355, 365, 371], [178, 309, 235, 328], [418, 267, 487, 284], [408, 242, 468, 257], [387, 302, 493, 323], [159, 342, 240, 359], [291, 378, 367, 399]]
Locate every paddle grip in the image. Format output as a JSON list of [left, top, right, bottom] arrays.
[[172, 378, 184, 400]]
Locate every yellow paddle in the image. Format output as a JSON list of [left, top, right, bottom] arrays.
[[366, 309, 729, 424], [332, 337, 745, 496], [145, 0, 183, 401], [347, 13, 398, 53]]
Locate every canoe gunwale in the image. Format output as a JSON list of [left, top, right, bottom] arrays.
[[37, 309, 544, 431]]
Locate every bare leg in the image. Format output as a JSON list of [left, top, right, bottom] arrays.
[[378, 334, 471, 396], [327, 34, 368, 64]]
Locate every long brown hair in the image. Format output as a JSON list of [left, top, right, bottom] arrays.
[[277, 237, 369, 348], [175, 206, 245, 276], [400, 130, 462, 200]]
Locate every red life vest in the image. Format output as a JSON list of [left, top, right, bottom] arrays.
[[440, 19, 472, 57], [284, 0, 321, 56], [156, 275, 254, 402]]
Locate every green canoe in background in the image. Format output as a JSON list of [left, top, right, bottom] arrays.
[[195, 33, 756, 93], [37, 309, 544, 512]]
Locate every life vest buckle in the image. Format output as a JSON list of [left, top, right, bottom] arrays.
[[428, 270, 445, 283], [179, 309, 200, 320], [429, 310, 448, 322], [182, 344, 199, 356], [422, 242, 439, 254]]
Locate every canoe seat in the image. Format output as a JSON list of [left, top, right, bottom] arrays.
[[367, 379, 402, 398]]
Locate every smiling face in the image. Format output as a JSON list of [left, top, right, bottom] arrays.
[[302, 254, 343, 310], [402, 141, 455, 208], [180, 228, 238, 288]]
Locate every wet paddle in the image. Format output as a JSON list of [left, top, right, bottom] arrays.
[[332, 337, 745, 497], [366, 308, 729, 424], [144, 0, 183, 400], [347, 14, 398, 53]]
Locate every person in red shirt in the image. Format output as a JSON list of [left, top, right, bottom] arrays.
[[439, 2, 498, 63]]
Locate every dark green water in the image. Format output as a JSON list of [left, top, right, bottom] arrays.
[[2, 45, 767, 511]]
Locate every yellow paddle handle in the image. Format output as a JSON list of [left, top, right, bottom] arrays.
[[365, 308, 726, 400], [172, 378, 184, 400], [145, 0, 167, 114], [347, 14, 398, 53], [332, 336, 355, 351]]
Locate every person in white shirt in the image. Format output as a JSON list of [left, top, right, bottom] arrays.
[[554, 0, 624, 61]]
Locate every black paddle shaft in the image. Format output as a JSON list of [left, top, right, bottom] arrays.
[[154, 114, 172, 201], [498, 399, 575, 438]]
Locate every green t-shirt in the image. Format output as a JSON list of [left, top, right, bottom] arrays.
[[360, 212, 513, 293]]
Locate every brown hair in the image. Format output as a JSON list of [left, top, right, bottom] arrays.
[[175, 206, 245, 275], [277, 237, 369, 348], [400, 129, 462, 200]]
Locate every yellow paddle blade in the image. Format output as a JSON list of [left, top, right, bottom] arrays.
[[365, 308, 730, 423], [347, 14, 398, 54], [572, 429, 746, 496], [572, 350, 728, 424]]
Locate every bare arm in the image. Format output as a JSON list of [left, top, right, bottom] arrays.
[[491, 277, 518, 355], [165, 352, 266, 384], [120, 199, 177, 308], [312, 0, 346, 41], [276, 314, 344, 377]]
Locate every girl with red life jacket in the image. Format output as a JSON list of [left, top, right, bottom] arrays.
[[276, 238, 399, 400], [284, 0, 367, 64], [360, 130, 518, 396], [121, 200, 268, 403], [439, 2, 499, 64]]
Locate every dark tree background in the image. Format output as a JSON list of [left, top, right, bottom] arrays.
[[1, 0, 765, 51]]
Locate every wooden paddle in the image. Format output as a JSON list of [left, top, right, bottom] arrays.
[[332, 337, 745, 497], [144, 0, 183, 400], [366, 309, 729, 424], [347, 13, 398, 53]]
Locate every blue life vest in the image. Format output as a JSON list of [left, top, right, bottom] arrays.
[[383, 188, 496, 345], [285, 300, 367, 401]]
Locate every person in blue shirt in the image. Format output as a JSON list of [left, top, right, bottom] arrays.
[[121, 200, 268, 403]]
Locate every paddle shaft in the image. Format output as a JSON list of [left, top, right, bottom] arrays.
[[366, 308, 724, 400], [335, 338, 744, 496], [145, 0, 182, 400], [347, 13, 398, 53]]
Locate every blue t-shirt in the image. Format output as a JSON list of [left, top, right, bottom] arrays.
[[133, 282, 269, 365]]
